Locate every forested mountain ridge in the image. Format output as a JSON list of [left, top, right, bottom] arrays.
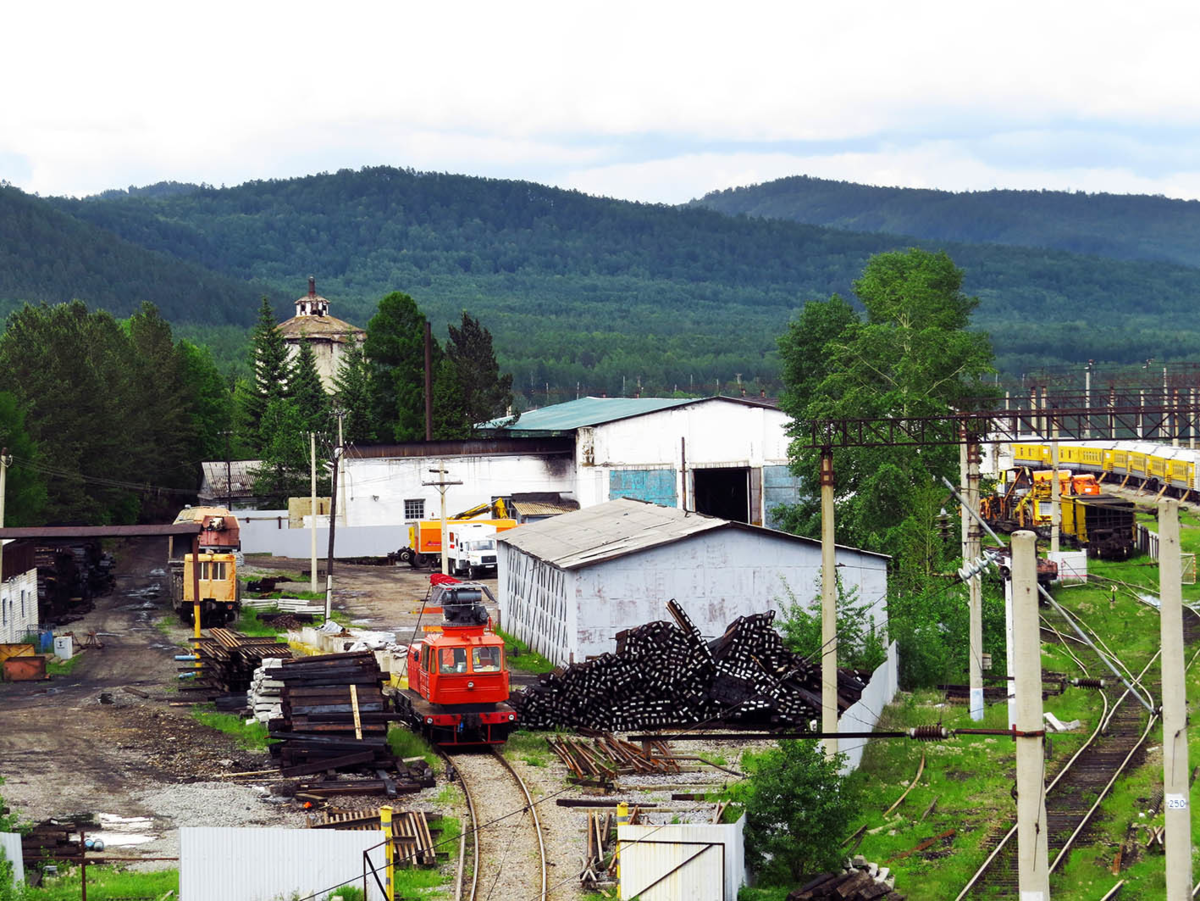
[[691, 175, 1200, 268], [2, 166, 1199, 390], [0, 184, 264, 326]]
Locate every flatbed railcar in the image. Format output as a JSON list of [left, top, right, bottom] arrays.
[[1012, 438, 1200, 498]]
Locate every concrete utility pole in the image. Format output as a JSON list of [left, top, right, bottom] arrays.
[[1004, 573, 1016, 728], [1158, 499, 1193, 900], [967, 438, 983, 722], [423, 464, 463, 576], [1012, 530, 1050, 899], [310, 431, 318, 593], [820, 450, 838, 758], [1084, 360, 1093, 439]]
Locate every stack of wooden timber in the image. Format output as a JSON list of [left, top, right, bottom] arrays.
[[187, 628, 291, 697], [548, 733, 682, 781], [787, 857, 901, 900], [269, 651, 397, 779], [513, 603, 866, 731]]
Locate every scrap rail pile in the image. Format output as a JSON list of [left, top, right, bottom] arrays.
[[184, 628, 292, 699], [512, 601, 867, 732], [269, 650, 434, 796]]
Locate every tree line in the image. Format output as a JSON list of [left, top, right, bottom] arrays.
[[0, 292, 512, 524]]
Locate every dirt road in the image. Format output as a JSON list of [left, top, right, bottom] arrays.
[[0, 538, 298, 854]]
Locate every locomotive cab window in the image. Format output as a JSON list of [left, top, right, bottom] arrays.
[[421, 644, 432, 673], [201, 560, 227, 580], [473, 647, 502, 672], [440, 647, 468, 673]]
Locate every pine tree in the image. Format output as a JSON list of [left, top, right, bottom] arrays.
[[445, 312, 514, 432], [333, 342, 377, 444], [291, 341, 331, 436], [252, 397, 314, 505], [364, 291, 428, 442], [245, 296, 290, 451]]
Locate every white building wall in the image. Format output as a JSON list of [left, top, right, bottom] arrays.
[[578, 401, 792, 520], [343, 453, 575, 527], [501, 527, 887, 664], [617, 818, 745, 901], [0, 568, 38, 644]]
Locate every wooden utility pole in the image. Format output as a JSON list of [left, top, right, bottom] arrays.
[[310, 431, 318, 592], [0, 448, 9, 595], [820, 450, 838, 758], [1158, 498, 1193, 900], [1012, 529, 1050, 899], [423, 464, 462, 576]]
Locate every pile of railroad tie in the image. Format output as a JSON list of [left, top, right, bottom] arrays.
[[511, 601, 867, 732], [186, 628, 291, 698], [787, 857, 902, 901], [269, 651, 392, 776]]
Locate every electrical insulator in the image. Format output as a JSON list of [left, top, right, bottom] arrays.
[[957, 550, 996, 582], [1071, 677, 1106, 689], [909, 725, 949, 741]]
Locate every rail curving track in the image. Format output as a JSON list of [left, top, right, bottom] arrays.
[[955, 602, 1200, 898], [441, 747, 548, 901]]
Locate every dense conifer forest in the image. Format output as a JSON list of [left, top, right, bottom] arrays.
[[1, 167, 1198, 391]]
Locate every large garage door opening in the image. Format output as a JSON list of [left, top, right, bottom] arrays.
[[693, 467, 750, 523]]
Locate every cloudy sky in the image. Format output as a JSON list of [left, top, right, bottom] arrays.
[[5, 1, 1200, 204]]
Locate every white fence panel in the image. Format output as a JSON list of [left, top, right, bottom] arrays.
[[240, 511, 400, 559], [618, 818, 745, 901], [0, 832, 24, 886], [838, 640, 900, 775], [180, 827, 386, 901]]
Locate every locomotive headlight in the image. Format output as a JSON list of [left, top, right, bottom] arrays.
[[508, 714, 515, 721], [426, 717, 434, 724], [467, 681, 475, 689]]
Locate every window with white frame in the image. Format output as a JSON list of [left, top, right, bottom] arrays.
[[405, 499, 425, 520]]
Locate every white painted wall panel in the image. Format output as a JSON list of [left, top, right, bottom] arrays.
[[618, 818, 745, 901], [180, 827, 386, 901], [0, 569, 38, 644], [0, 832, 24, 886], [502, 527, 887, 662], [343, 454, 574, 527], [240, 511, 400, 558], [838, 640, 900, 774]]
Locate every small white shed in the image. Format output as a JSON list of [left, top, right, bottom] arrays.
[[497, 498, 888, 665]]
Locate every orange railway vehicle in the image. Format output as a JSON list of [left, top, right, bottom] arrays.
[[396, 582, 516, 746]]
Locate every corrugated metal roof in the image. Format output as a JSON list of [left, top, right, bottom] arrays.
[[480, 396, 696, 433], [498, 497, 889, 569], [0, 523, 201, 539]]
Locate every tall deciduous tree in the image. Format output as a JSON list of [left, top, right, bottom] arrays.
[[364, 291, 428, 442], [0, 391, 47, 526], [246, 296, 290, 451], [778, 248, 994, 582]]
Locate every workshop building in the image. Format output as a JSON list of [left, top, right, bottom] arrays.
[[497, 498, 888, 666]]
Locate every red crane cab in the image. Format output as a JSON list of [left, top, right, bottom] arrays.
[[395, 583, 517, 746]]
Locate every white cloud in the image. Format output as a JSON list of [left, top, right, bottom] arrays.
[[5, 0, 1200, 199]]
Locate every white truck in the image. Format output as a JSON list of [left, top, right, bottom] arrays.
[[446, 523, 500, 579]]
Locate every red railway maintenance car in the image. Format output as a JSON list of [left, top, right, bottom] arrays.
[[395, 580, 516, 746]]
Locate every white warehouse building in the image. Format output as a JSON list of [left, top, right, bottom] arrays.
[[340, 396, 803, 530], [497, 498, 888, 666]]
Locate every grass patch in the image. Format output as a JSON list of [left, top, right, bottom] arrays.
[[249, 589, 329, 602], [503, 729, 553, 767], [191, 705, 273, 749], [427, 814, 461, 866], [495, 627, 556, 674], [232, 605, 286, 637], [324, 888, 365, 901], [20, 865, 177, 900], [46, 654, 85, 676], [387, 723, 439, 769]]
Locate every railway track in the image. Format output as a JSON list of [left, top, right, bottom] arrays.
[[442, 747, 548, 901], [956, 602, 1200, 898]]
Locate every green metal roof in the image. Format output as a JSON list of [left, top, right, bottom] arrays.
[[480, 396, 698, 434]]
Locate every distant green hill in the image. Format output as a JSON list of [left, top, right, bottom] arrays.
[[0, 184, 263, 327], [691, 175, 1200, 268], [2, 166, 1198, 391]]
